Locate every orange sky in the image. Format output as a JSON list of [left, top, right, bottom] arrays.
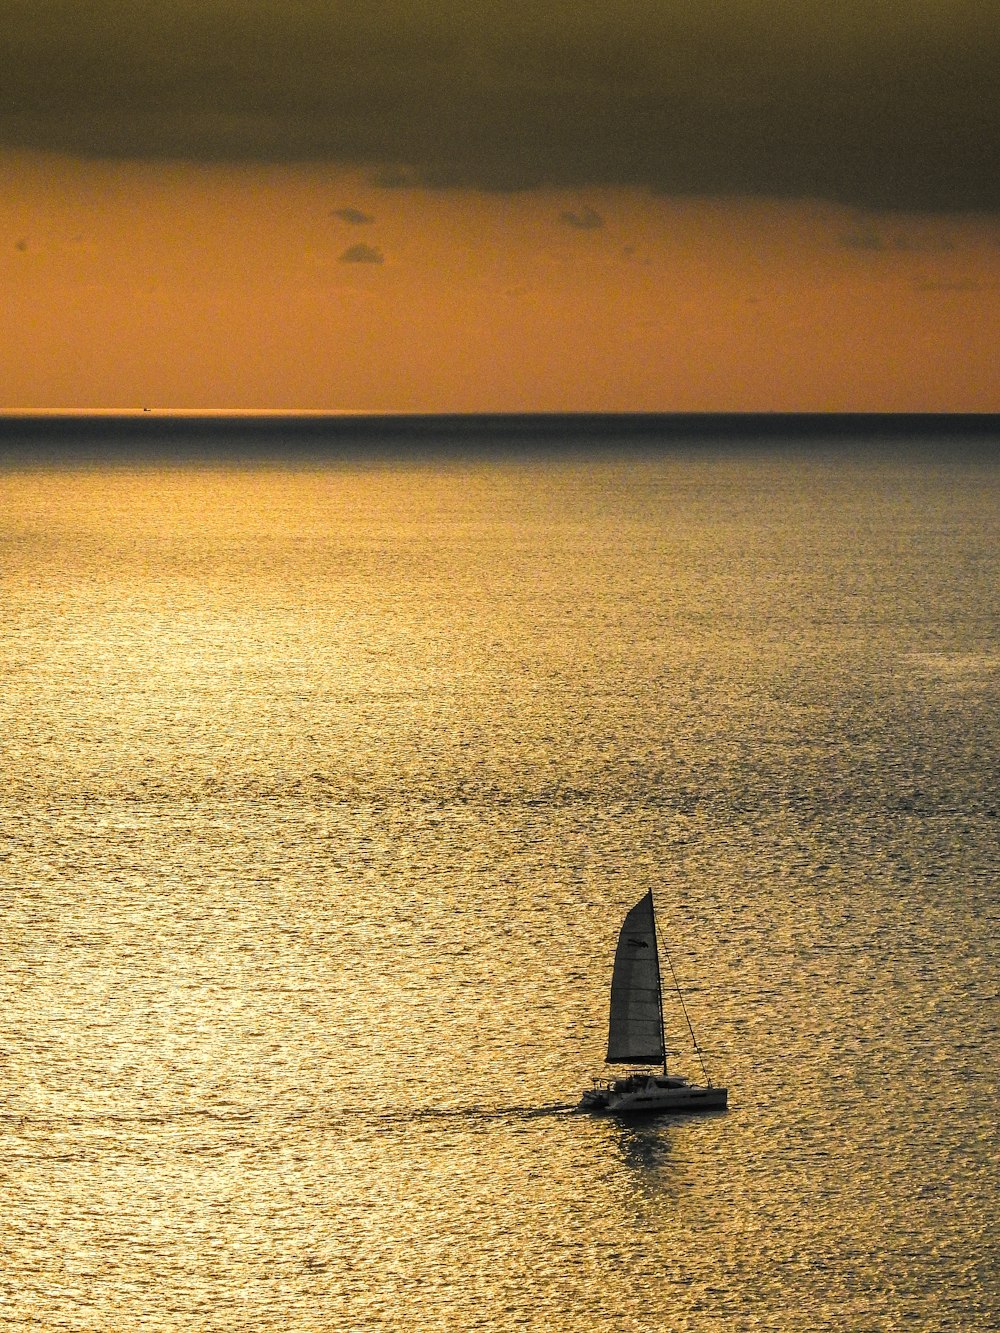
[[4, 151, 999, 412]]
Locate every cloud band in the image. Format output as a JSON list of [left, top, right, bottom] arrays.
[[2, 2, 996, 211]]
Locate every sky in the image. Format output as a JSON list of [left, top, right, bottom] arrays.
[[3, 2, 999, 411]]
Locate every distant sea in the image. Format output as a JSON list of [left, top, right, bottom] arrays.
[[2, 415, 998, 1331], [2, 410, 999, 463]]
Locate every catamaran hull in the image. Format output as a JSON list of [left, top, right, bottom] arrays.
[[580, 1082, 728, 1115]]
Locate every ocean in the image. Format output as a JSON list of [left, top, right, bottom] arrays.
[[2, 418, 997, 1331]]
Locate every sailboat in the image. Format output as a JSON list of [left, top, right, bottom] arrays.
[[579, 891, 728, 1114]]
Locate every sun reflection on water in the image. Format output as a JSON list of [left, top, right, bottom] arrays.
[[2, 451, 998, 1329]]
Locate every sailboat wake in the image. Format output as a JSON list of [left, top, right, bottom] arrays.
[[379, 1102, 580, 1125]]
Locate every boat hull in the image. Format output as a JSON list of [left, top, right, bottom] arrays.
[[580, 1075, 728, 1115]]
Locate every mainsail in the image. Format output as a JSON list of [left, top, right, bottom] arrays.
[[606, 891, 665, 1065]]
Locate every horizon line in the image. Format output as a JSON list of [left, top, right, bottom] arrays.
[[3, 409, 999, 420]]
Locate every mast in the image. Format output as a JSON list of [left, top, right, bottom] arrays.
[[651, 893, 667, 1076], [657, 912, 713, 1087]]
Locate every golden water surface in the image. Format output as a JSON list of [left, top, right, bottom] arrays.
[[2, 444, 998, 1330]]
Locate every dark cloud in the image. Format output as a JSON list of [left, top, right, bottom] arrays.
[[1, 3, 997, 211], [559, 207, 604, 229], [340, 242, 383, 264], [332, 207, 374, 225]]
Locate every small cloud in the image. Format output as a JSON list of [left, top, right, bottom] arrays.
[[892, 232, 955, 254], [331, 207, 373, 224], [839, 225, 885, 251], [559, 206, 604, 230], [372, 166, 416, 189], [913, 278, 987, 293], [840, 220, 956, 254], [340, 242, 384, 264]]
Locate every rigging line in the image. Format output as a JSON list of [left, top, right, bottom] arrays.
[[657, 920, 713, 1087]]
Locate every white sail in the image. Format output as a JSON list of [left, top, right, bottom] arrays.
[[606, 891, 664, 1065]]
